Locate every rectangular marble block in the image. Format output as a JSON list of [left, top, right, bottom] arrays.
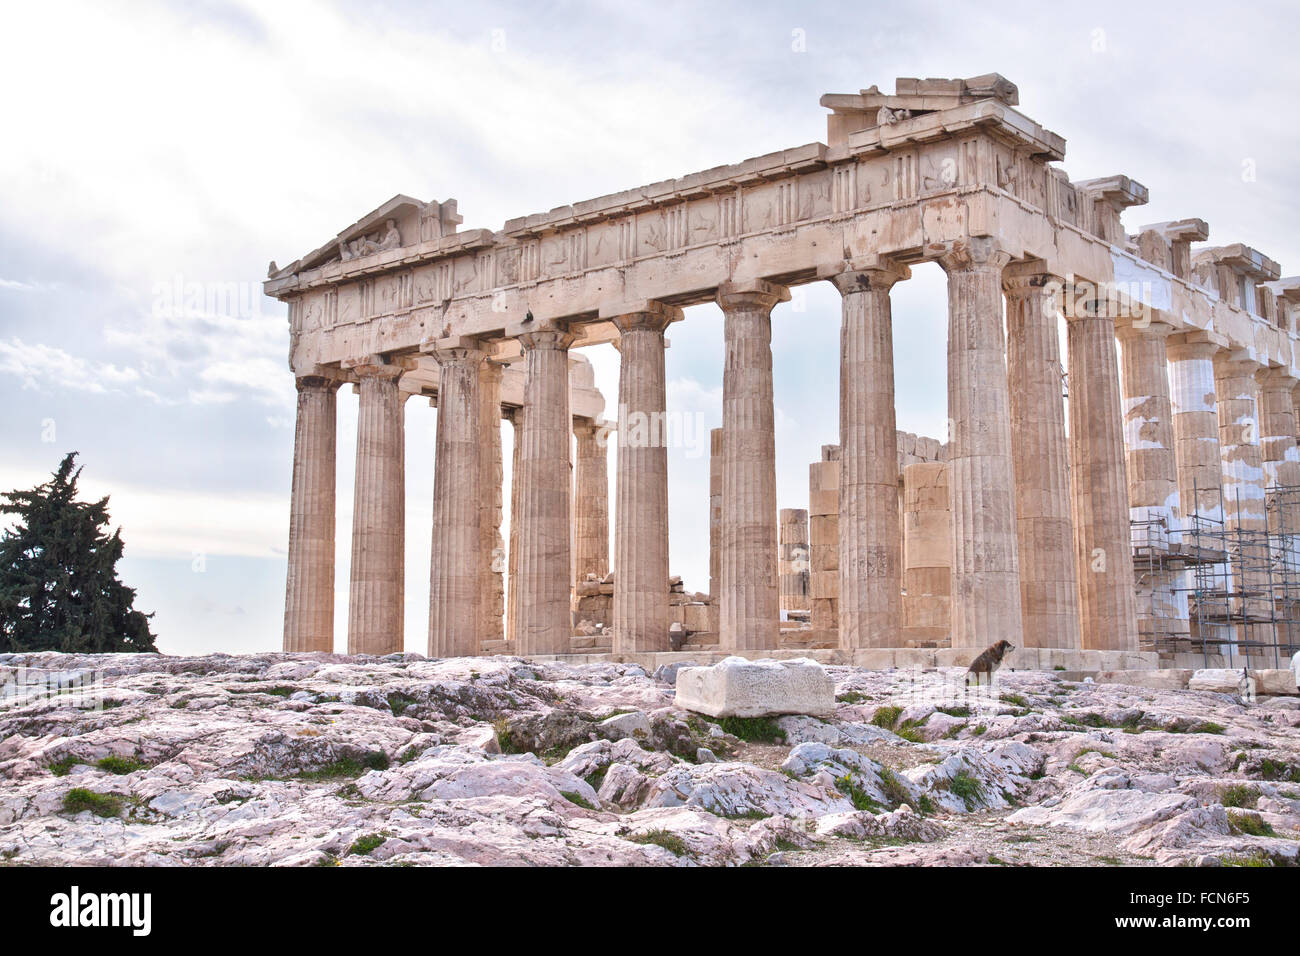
[[674, 655, 835, 718]]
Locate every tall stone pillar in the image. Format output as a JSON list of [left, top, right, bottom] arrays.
[[1117, 320, 1188, 645], [716, 280, 789, 650], [901, 461, 952, 644], [938, 239, 1024, 650], [514, 328, 576, 655], [347, 361, 406, 656], [479, 360, 506, 645], [1003, 270, 1082, 649], [1215, 352, 1274, 653], [573, 418, 610, 588], [709, 428, 723, 600], [427, 341, 485, 658], [611, 305, 678, 652], [1066, 297, 1139, 651], [1167, 334, 1224, 524], [808, 446, 841, 632], [779, 508, 811, 615], [825, 261, 907, 650], [284, 374, 340, 652], [505, 406, 523, 645], [1257, 368, 1300, 500]]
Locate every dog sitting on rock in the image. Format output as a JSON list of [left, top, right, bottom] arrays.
[[965, 639, 1015, 687]]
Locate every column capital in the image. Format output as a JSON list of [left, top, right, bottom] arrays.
[[819, 255, 909, 294], [1115, 319, 1176, 342], [716, 278, 790, 312], [934, 236, 1011, 274], [342, 355, 407, 381], [600, 298, 683, 333], [572, 415, 600, 437], [1212, 349, 1263, 376], [1001, 264, 1064, 295], [517, 327, 576, 352], [1255, 366, 1298, 392], [295, 372, 345, 392], [1165, 331, 1225, 361], [420, 334, 491, 366]]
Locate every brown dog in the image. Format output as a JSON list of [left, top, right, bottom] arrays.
[[965, 639, 1016, 686]]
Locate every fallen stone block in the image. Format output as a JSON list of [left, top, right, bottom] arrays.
[[674, 656, 835, 718], [1254, 669, 1299, 696], [1188, 669, 1252, 694], [1095, 669, 1191, 691]]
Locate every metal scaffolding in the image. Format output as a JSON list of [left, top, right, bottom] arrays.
[[1134, 481, 1300, 668]]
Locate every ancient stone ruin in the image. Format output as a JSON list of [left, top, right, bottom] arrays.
[[266, 75, 1300, 678]]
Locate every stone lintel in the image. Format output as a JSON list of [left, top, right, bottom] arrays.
[[1138, 218, 1210, 243], [1194, 244, 1283, 282], [716, 278, 791, 310], [1073, 175, 1150, 210]]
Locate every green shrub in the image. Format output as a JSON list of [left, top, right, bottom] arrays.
[[716, 716, 785, 743], [871, 706, 903, 729], [348, 833, 386, 856], [1220, 785, 1260, 809], [47, 756, 81, 777], [630, 829, 689, 856], [947, 771, 983, 809], [560, 790, 595, 810], [63, 788, 122, 817], [835, 775, 881, 812], [96, 755, 146, 775], [1227, 811, 1275, 838]]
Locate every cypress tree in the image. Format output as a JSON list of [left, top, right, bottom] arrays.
[[0, 453, 156, 653]]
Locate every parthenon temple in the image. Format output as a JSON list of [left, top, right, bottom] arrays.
[[267, 75, 1300, 672]]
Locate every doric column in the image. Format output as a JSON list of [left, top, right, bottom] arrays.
[[610, 304, 678, 652], [284, 374, 340, 652], [479, 360, 506, 645], [824, 260, 907, 649], [427, 340, 486, 658], [938, 238, 1024, 650], [1117, 320, 1188, 644], [514, 327, 576, 655], [1257, 368, 1300, 497], [346, 360, 406, 656], [1065, 294, 1139, 651], [1167, 334, 1224, 524], [779, 508, 810, 615], [708, 428, 723, 600], [572, 418, 610, 588], [1003, 269, 1082, 649], [1215, 352, 1274, 652], [1215, 353, 1268, 533], [505, 406, 523, 644], [716, 280, 789, 650]]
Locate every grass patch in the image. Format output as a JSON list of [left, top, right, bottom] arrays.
[[584, 766, 608, 791], [936, 705, 970, 717], [297, 751, 389, 781], [915, 794, 936, 815], [946, 771, 983, 810], [1257, 759, 1300, 783], [1223, 852, 1273, 867], [47, 756, 81, 777], [560, 790, 595, 811], [1221, 784, 1260, 809], [95, 755, 147, 775], [970, 724, 987, 737], [1095, 855, 1123, 865], [386, 692, 419, 716], [871, 705, 903, 730], [63, 788, 122, 817], [835, 775, 881, 813], [263, 686, 296, 698], [999, 693, 1028, 708], [1227, 811, 1275, 838], [1190, 721, 1226, 735], [347, 833, 386, 856], [715, 716, 785, 744], [895, 718, 927, 743], [876, 766, 911, 809], [836, 691, 871, 704], [630, 829, 689, 857]]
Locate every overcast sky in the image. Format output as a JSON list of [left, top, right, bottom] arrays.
[[1, 0, 1296, 655]]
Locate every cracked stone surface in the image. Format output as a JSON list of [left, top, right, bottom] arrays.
[[2, 652, 1299, 867]]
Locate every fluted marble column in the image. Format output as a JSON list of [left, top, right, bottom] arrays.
[[1215, 352, 1274, 652], [347, 362, 405, 656], [826, 261, 907, 649], [515, 328, 576, 655], [1003, 270, 1082, 649], [1167, 334, 1224, 525], [1117, 320, 1188, 643], [938, 239, 1024, 650], [428, 342, 485, 658], [612, 305, 677, 652], [573, 418, 610, 588], [284, 375, 340, 652], [1257, 368, 1300, 500], [479, 360, 506, 645], [716, 280, 789, 650], [505, 407, 523, 644], [709, 428, 723, 600], [1066, 297, 1139, 651]]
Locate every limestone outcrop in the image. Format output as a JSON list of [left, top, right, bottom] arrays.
[[2, 652, 1298, 866]]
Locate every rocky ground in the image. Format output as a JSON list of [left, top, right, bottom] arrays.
[[1, 652, 1299, 867]]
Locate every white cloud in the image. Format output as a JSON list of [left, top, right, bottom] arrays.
[[0, 339, 141, 393]]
